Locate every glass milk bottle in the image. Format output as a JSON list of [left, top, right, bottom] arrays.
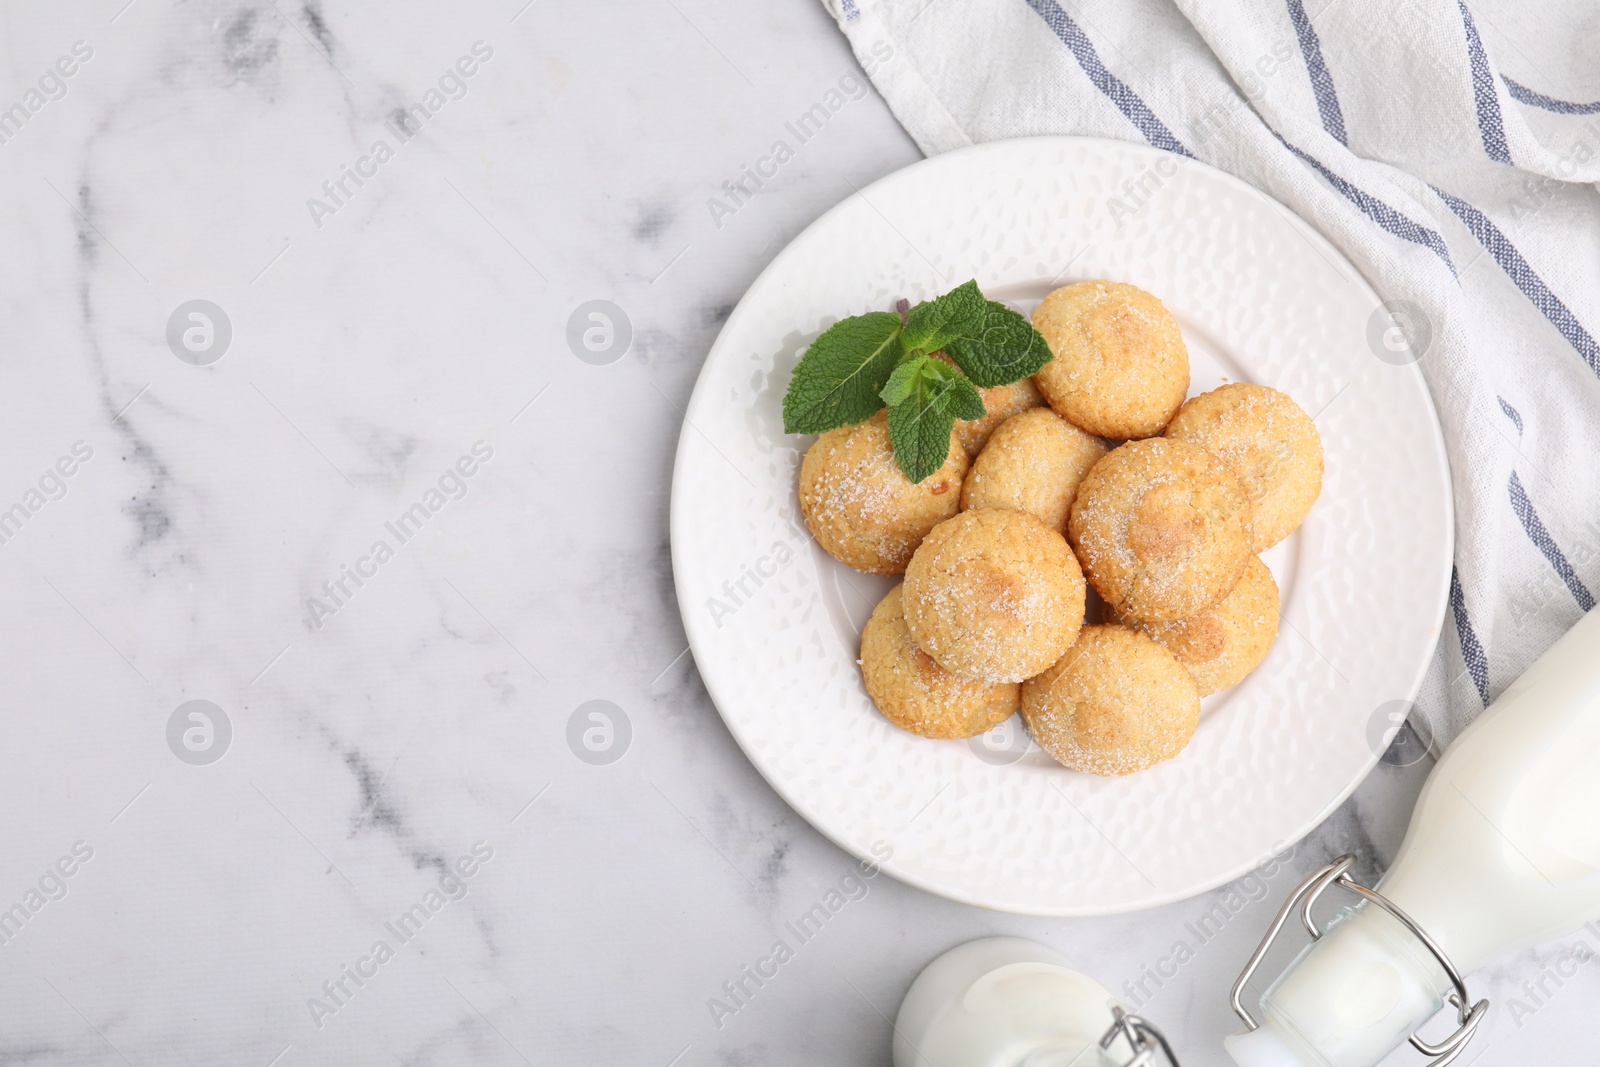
[[1226, 607, 1600, 1067]]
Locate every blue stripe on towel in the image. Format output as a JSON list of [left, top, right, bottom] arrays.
[[1286, 0, 1348, 144], [1433, 186, 1600, 376], [1449, 565, 1491, 704], [1509, 471, 1596, 611], [1271, 133, 1456, 271], [1025, 0, 1195, 157], [1503, 76, 1600, 115], [1458, 1, 1512, 163], [1496, 396, 1523, 434]]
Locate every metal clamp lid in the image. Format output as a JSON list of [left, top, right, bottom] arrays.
[[1229, 854, 1489, 1067], [1100, 1005, 1180, 1067]]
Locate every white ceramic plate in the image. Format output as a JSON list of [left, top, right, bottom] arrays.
[[670, 136, 1452, 915]]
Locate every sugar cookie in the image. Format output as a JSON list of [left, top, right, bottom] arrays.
[[961, 408, 1108, 532], [798, 412, 966, 574], [1021, 625, 1200, 776], [1164, 383, 1323, 551], [1031, 281, 1189, 439], [1108, 555, 1279, 695], [902, 508, 1086, 682], [1067, 438, 1253, 622], [860, 585, 1020, 738]]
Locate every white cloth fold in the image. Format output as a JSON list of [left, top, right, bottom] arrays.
[[823, 0, 1600, 747]]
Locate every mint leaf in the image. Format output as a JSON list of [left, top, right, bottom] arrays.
[[901, 280, 986, 354], [879, 353, 933, 407], [782, 312, 904, 434], [883, 357, 986, 482], [940, 295, 1054, 388]]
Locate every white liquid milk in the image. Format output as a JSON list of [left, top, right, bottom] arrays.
[[1227, 607, 1600, 1067]]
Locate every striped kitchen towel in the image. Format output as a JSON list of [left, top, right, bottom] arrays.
[[823, 0, 1600, 749]]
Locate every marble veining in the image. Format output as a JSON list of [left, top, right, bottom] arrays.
[[0, 2, 1588, 1065]]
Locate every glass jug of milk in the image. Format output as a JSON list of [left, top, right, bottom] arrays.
[[895, 937, 1179, 1067], [1226, 607, 1600, 1067]]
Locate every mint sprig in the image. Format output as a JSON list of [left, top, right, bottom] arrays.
[[781, 280, 1053, 482]]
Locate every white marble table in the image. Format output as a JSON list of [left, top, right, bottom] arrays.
[[0, 2, 1588, 1064]]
